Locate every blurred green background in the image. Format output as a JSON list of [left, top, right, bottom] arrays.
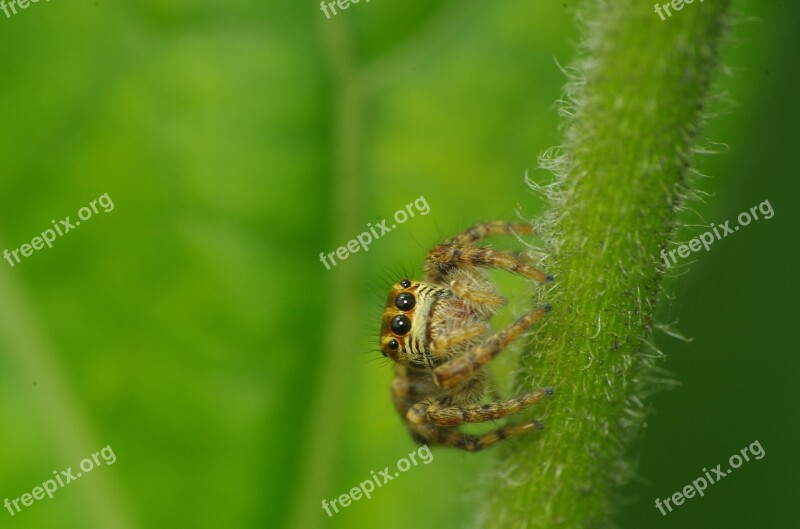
[[0, 1, 797, 528]]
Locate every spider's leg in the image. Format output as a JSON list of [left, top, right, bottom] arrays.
[[443, 221, 535, 246], [449, 278, 507, 309], [433, 304, 550, 389], [430, 321, 490, 357], [391, 364, 440, 417], [425, 244, 552, 283], [407, 420, 544, 452], [406, 388, 552, 427]]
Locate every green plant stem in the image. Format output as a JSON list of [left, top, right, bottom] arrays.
[[478, 1, 731, 528]]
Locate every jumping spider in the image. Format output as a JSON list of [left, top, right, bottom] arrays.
[[380, 221, 553, 452]]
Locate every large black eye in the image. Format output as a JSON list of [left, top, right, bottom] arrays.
[[400, 279, 412, 288], [395, 293, 416, 311], [390, 314, 411, 335]]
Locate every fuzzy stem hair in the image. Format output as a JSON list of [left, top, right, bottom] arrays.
[[477, 1, 732, 528]]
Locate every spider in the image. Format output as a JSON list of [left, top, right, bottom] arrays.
[[380, 221, 553, 452]]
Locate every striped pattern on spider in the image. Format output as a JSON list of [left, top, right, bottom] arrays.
[[379, 221, 554, 452]]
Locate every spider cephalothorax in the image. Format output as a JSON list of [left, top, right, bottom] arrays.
[[381, 221, 553, 451], [380, 273, 493, 368]]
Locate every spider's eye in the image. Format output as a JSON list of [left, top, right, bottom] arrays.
[[390, 314, 411, 335], [388, 339, 399, 351], [400, 279, 412, 288], [394, 293, 416, 311]]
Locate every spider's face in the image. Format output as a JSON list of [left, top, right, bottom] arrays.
[[380, 278, 447, 367]]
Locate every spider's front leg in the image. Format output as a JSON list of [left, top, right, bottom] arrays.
[[424, 223, 551, 284], [433, 304, 550, 389], [442, 220, 536, 246]]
